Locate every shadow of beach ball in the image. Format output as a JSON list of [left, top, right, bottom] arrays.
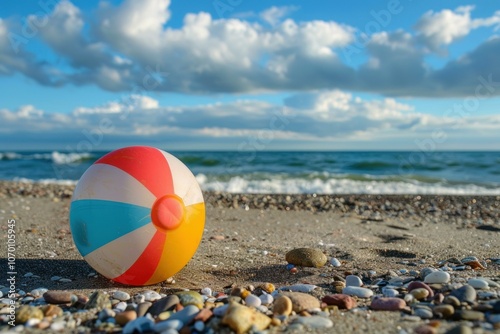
[[69, 146, 205, 286]]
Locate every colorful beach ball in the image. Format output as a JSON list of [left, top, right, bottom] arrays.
[[69, 146, 205, 286]]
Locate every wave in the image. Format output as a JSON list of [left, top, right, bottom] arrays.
[[12, 177, 78, 186], [0, 151, 95, 164], [195, 174, 500, 195]]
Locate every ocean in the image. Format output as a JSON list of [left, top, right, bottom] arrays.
[[1, 150, 500, 195]]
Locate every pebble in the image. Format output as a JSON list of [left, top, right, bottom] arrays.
[[43, 291, 75, 304], [420, 267, 437, 279], [407, 281, 434, 298], [213, 304, 230, 317], [467, 278, 489, 289], [15, 305, 43, 324], [493, 300, 500, 313], [294, 315, 333, 329], [175, 291, 203, 309], [85, 291, 111, 310], [273, 295, 293, 316], [433, 304, 455, 318], [342, 286, 373, 298], [42, 304, 63, 318], [259, 293, 273, 305], [167, 305, 200, 323], [113, 291, 131, 301], [136, 302, 152, 318], [321, 294, 357, 310], [370, 297, 406, 311], [382, 288, 399, 298], [143, 291, 162, 302], [282, 292, 321, 313], [30, 288, 48, 298], [330, 257, 341, 267], [122, 316, 154, 334], [147, 295, 179, 316], [245, 294, 261, 308], [424, 271, 450, 284], [345, 275, 363, 287], [115, 310, 137, 326], [414, 324, 437, 334], [450, 285, 476, 304], [445, 325, 473, 334], [194, 320, 205, 332], [200, 287, 212, 296], [153, 319, 184, 332], [414, 308, 433, 319], [454, 310, 485, 321], [410, 288, 430, 300], [222, 302, 271, 334], [285, 248, 327, 267]]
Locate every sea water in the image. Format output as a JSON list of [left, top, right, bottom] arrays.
[[1, 150, 500, 195]]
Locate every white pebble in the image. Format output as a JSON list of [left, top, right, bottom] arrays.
[[50, 321, 66, 331], [143, 291, 161, 302], [50, 276, 61, 281], [59, 278, 72, 283], [113, 291, 131, 301], [259, 293, 274, 305], [245, 294, 261, 308], [382, 288, 399, 297], [114, 301, 127, 312], [345, 275, 363, 287], [30, 288, 48, 298], [342, 287, 373, 298], [200, 287, 212, 296], [133, 294, 145, 304], [330, 258, 341, 267], [468, 278, 489, 289], [423, 271, 450, 284], [25, 318, 40, 327], [23, 272, 34, 278]]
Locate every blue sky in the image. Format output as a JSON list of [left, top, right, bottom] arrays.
[[1, 0, 500, 150]]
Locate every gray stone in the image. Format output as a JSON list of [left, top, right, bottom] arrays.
[[147, 295, 179, 316], [136, 302, 152, 318], [450, 285, 476, 304]]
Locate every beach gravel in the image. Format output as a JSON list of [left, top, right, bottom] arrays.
[[1, 181, 500, 333]]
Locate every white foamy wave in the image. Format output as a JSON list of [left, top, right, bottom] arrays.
[[0, 152, 22, 160], [50, 151, 93, 164], [195, 174, 500, 195]]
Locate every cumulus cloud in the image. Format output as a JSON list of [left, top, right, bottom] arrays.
[[1, 2, 500, 97], [260, 6, 298, 26], [415, 6, 500, 51], [1, 92, 499, 150]]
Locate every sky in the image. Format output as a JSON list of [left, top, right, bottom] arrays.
[[1, 0, 500, 151]]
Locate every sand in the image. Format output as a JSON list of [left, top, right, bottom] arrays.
[[1, 181, 500, 333]]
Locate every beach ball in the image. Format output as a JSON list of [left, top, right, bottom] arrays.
[[69, 146, 205, 286]]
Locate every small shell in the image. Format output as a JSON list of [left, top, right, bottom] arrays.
[[461, 257, 486, 269]]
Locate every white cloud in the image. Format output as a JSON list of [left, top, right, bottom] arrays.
[[260, 6, 298, 26], [1, 3, 500, 97], [1, 92, 499, 150], [415, 6, 500, 51]]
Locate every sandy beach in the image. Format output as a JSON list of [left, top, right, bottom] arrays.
[[1, 181, 500, 333]]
